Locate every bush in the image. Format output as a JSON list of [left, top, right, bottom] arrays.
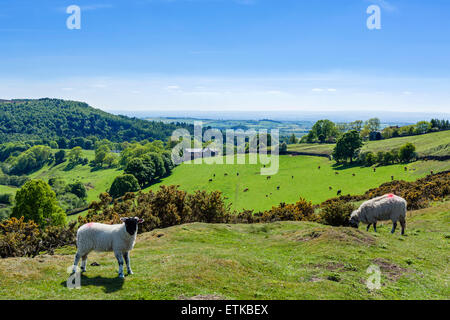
[[0, 217, 77, 258], [109, 174, 141, 199], [399, 143, 417, 163], [319, 200, 355, 226]]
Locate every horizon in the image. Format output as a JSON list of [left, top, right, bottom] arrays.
[[0, 0, 449, 114]]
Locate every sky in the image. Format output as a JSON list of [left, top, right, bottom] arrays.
[[0, 0, 449, 117]]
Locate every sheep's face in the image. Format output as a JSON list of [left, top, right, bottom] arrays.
[[121, 217, 145, 235], [349, 212, 359, 228]]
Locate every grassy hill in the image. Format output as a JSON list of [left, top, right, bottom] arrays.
[[0, 98, 191, 143], [147, 155, 450, 212], [288, 130, 450, 157], [0, 201, 448, 300]]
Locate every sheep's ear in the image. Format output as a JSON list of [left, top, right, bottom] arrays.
[[138, 219, 144, 224], [120, 217, 127, 222]]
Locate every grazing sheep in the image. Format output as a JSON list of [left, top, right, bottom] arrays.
[[243, 188, 249, 192], [329, 186, 332, 190], [267, 176, 271, 180], [292, 175, 294, 179], [349, 194, 407, 235], [352, 173, 355, 177], [277, 186, 280, 190], [72, 217, 144, 278], [209, 179, 213, 182], [224, 173, 228, 176], [373, 168, 376, 172], [337, 190, 342, 196], [404, 167, 408, 172], [318, 166, 321, 170], [335, 172, 339, 175], [213, 174, 216, 177]]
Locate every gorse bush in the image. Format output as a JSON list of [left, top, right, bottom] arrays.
[[319, 200, 355, 227], [0, 217, 77, 258]]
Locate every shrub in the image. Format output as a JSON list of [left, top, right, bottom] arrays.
[[0, 217, 77, 258], [399, 143, 417, 163], [109, 174, 141, 199], [319, 200, 355, 226]]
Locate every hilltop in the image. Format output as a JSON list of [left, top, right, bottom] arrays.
[[0, 99, 191, 143], [0, 202, 448, 300]]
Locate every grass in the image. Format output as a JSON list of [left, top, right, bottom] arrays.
[[0, 201, 448, 300], [288, 130, 450, 157], [29, 150, 122, 203], [146, 154, 450, 212]]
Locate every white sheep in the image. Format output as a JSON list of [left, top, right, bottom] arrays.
[[349, 194, 407, 235], [72, 217, 144, 278]]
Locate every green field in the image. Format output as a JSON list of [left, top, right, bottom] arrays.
[[0, 201, 448, 300], [288, 130, 450, 157], [28, 150, 122, 203], [147, 155, 450, 212]]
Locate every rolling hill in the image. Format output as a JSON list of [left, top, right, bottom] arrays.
[[288, 130, 450, 158], [0, 98, 192, 143]]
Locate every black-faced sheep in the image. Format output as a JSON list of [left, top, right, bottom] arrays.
[[349, 194, 407, 235], [72, 217, 144, 278]]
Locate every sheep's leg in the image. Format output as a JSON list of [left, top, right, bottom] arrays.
[[72, 252, 81, 274], [366, 224, 371, 231], [373, 222, 377, 232], [123, 252, 133, 275], [391, 222, 397, 234], [114, 251, 125, 278], [80, 254, 89, 272], [400, 219, 406, 236]]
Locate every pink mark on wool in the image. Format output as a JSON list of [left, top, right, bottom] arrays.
[[388, 194, 394, 198]]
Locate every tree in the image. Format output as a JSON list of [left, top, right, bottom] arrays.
[[11, 180, 66, 227], [54, 150, 66, 165], [399, 143, 416, 163], [145, 152, 166, 178], [280, 142, 288, 154], [332, 130, 363, 163], [109, 174, 140, 199], [365, 118, 381, 132], [67, 181, 87, 200], [288, 134, 297, 144], [349, 120, 363, 132], [68, 147, 82, 163], [415, 121, 431, 135], [310, 120, 338, 143]]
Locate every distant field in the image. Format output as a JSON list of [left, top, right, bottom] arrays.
[[146, 117, 312, 137], [288, 130, 450, 157], [147, 154, 450, 212]]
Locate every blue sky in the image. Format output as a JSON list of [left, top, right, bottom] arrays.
[[0, 0, 449, 115]]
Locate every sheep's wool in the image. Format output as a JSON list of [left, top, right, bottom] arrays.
[[76, 222, 137, 254], [351, 194, 407, 224]]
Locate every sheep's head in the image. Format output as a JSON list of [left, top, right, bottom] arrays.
[[349, 210, 360, 228], [121, 217, 145, 235]]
